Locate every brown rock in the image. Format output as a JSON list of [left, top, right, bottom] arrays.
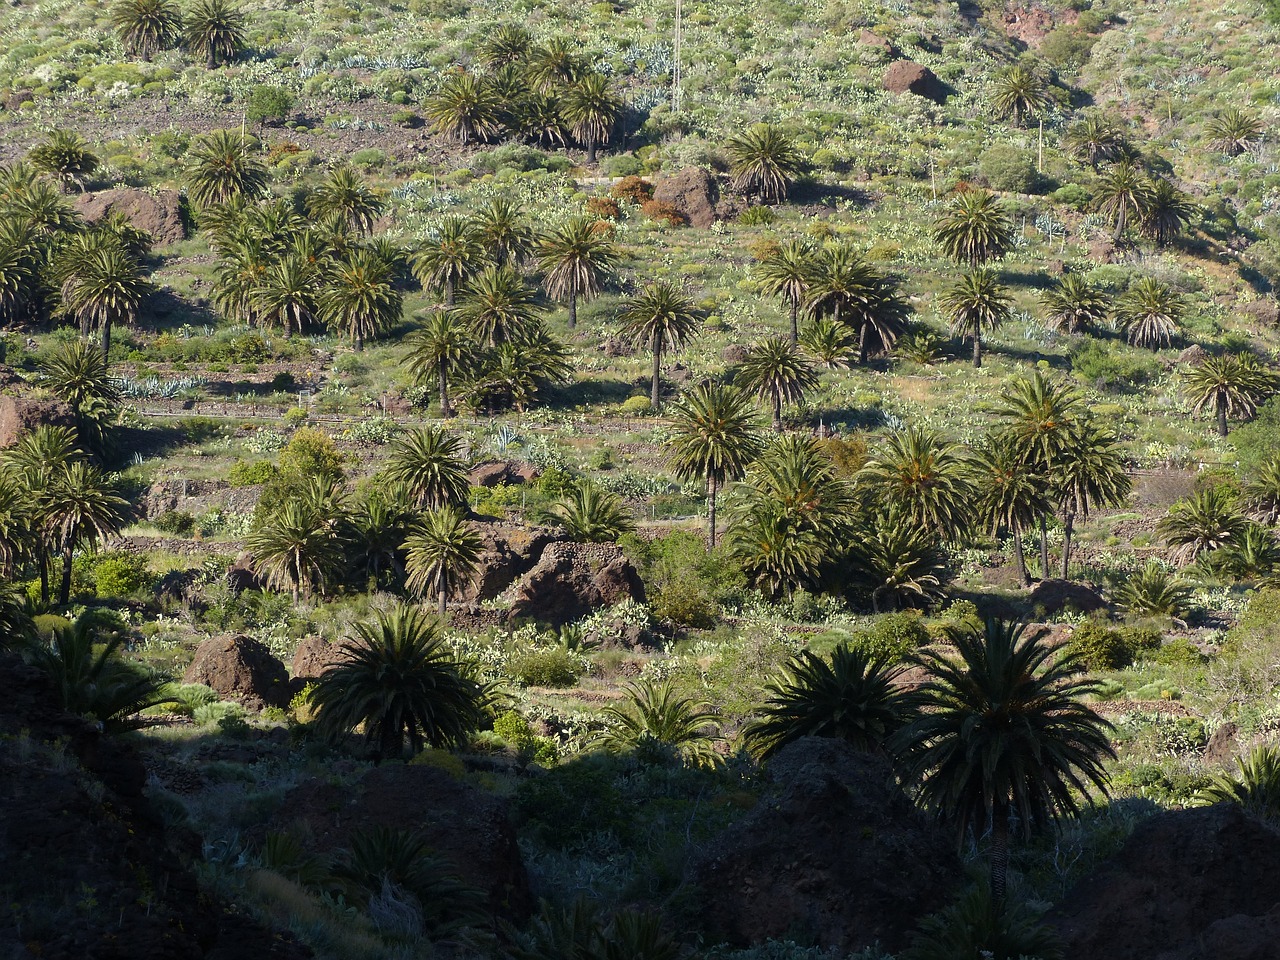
[[1178, 344, 1209, 366], [1241, 299, 1280, 327], [1203, 721, 1240, 766], [468, 460, 540, 488], [1028, 579, 1108, 616], [0, 395, 75, 448], [721, 344, 750, 364], [289, 635, 348, 685], [691, 738, 961, 952], [858, 28, 895, 55], [653, 167, 721, 229], [882, 61, 948, 104], [183, 635, 291, 710], [74, 187, 185, 245], [505, 541, 645, 627], [465, 521, 565, 602]]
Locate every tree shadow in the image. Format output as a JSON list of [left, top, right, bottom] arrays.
[[790, 180, 872, 209], [547, 377, 637, 408], [144, 288, 218, 333]]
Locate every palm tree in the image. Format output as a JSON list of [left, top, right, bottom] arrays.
[[1140, 178, 1196, 247], [1114, 560, 1192, 618], [403, 505, 483, 616], [44, 461, 128, 605], [411, 216, 487, 308], [184, 0, 245, 68], [425, 72, 503, 145], [846, 507, 950, 612], [933, 190, 1013, 269], [743, 645, 909, 760], [755, 238, 817, 345], [462, 328, 570, 413], [1158, 485, 1249, 565], [665, 381, 762, 547], [1206, 107, 1264, 157], [1040, 274, 1108, 334], [561, 71, 621, 164], [1055, 420, 1131, 579], [1095, 160, 1152, 243], [898, 619, 1114, 905], [618, 280, 701, 411], [903, 886, 1065, 960], [801, 316, 858, 369], [59, 239, 152, 361], [455, 263, 539, 347], [1063, 114, 1125, 168], [29, 131, 98, 194], [408, 310, 472, 417], [319, 248, 401, 351], [859, 425, 975, 541], [308, 166, 383, 235], [3, 426, 82, 605], [212, 234, 270, 325], [940, 267, 1012, 368], [805, 243, 870, 327], [726, 123, 804, 204], [384, 427, 470, 509], [1115, 276, 1183, 349], [1181, 351, 1276, 437], [735, 335, 819, 432], [0, 469, 31, 580], [253, 252, 319, 336], [526, 37, 586, 91], [186, 130, 267, 207], [593, 679, 721, 768], [112, 0, 183, 59], [344, 491, 411, 585], [1194, 745, 1280, 818], [0, 218, 37, 325], [545, 483, 635, 543], [478, 23, 532, 69], [969, 436, 1051, 585], [245, 498, 344, 603], [1244, 454, 1280, 525], [1211, 522, 1280, 582], [312, 605, 489, 759], [990, 64, 1050, 125], [536, 215, 616, 328], [472, 198, 534, 266], [38, 340, 120, 455]]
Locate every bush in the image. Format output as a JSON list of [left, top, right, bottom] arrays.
[[850, 611, 929, 661], [228, 459, 277, 486], [641, 199, 686, 226], [738, 206, 776, 226], [1071, 340, 1161, 392], [153, 510, 196, 536], [652, 579, 719, 627], [586, 195, 622, 220], [1067, 621, 1133, 671], [513, 754, 633, 851], [600, 154, 643, 177], [1051, 183, 1092, 211], [618, 395, 653, 416], [1232, 397, 1280, 473], [1151, 636, 1207, 666], [246, 85, 294, 126], [92, 554, 150, 599], [508, 646, 584, 687], [611, 175, 654, 204], [976, 143, 1043, 194]]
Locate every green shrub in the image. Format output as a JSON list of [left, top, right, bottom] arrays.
[[601, 154, 643, 177], [1239, 588, 1280, 635], [246, 85, 294, 126], [33, 613, 72, 639], [194, 700, 247, 726], [1233, 400, 1280, 475], [228, 459, 277, 486], [1117, 625, 1163, 656], [850, 611, 929, 661], [92, 554, 150, 599], [1071, 340, 1161, 391], [652, 579, 719, 628], [1067, 622, 1133, 671], [976, 143, 1043, 194], [618, 395, 653, 416], [512, 755, 632, 851], [1051, 183, 1092, 211], [508, 647, 584, 687], [738, 206, 777, 225], [1152, 637, 1208, 666], [153, 510, 195, 536], [351, 148, 387, 169]]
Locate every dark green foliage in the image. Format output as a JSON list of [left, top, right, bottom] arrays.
[[513, 754, 632, 851], [227, 459, 277, 486], [904, 886, 1063, 960], [620, 531, 744, 627], [594, 680, 721, 768], [1194, 744, 1280, 819], [850, 611, 932, 661], [245, 85, 294, 126], [507, 899, 680, 960], [508, 645, 583, 688], [1070, 340, 1161, 391], [1066, 622, 1133, 671]]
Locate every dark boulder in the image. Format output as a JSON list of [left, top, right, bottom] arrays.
[[465, 521, 565, 603], [0, 395, 75, 448], [183, 635, 291, 711], [468, 460, 539, 488], [653, 167, 721, 229], [1028, 579, 1108, 616], [882, 61, 949, 103], [506, 541, 645, 627]]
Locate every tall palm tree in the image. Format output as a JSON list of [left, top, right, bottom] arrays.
[[1181, 351, 1276, 437], [403, 505, 484, 616], [407, 310, 472, 417], [253, 251, 319, 336], [59, 239, 152, 361], [726, 123, 804, 204], [472, 198, 533, 266], [319, 248, 401, 351], [0, 469, 31, 580], [898, 619, 1114, 906], [1095, 160, 1152, 243], [1140, 178, 1196, 247], [735, 335, 819, 432], [308, 166, 383, 235], [969, 436, 1051, 586], [1115, 276, 1182, 349], [38, 340, 120, 455], [311, 605, 489, 759], [593, 680, 721, 768], [561, 71, 622, 164], [0, 218, 37, 325], [1040, 274, 1108, 334], [454, 263, 539, 347], [544, 483, 635, 543], [990, 64, 1050, 125], [536, 215, 616, 329], [29, 131, 99, 194], [665, 381, 762, 547], [1063, 114, 1125, 168], [186, 129, 267, 207], [383, 427, 470, 510], [112, 0, 183, 59], [184, 0, 246, 68], [940, 267, 1012, 368], [425, 72, 503, 145], [1206, 107, 1264, 157], [3, 426, 82, 605], [933, 191, 1013, 269], [212, 234, 271, 325], [526, 37, 586, 91], [859, 425, 975, 541], [618, 280, 701, 411], [755, 238, 817, 345], [1055, 420, 1131, 579], [846, 507, 950, 613], [245, 498, 345, 603], [1157, 485, 1249, 565], [44, 461, 128, 606], [411, 216, 487, 308]]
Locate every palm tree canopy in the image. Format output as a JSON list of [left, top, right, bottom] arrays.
[[308, 166, 383, 234], [664, 381, 763, 488], [618, 280, 701, 354], [424, 71, 503, 145], [184, 0, 246, 66], [411, 216, 488, 300], [186, 129, 267, 207], [403, 505, 484, 600], [933, 191, 1013, 268], [1115, 276, 1183, 349], [726, 123, 804, 204], [859, 425, 975, 539], [454, 263, 540, 346], [318, 248, 402, 347], [1040, 274, 1109, 334], [535, 215, 616, 305], [112, 0, 183, 58], [734, 335, 819, 424], [594, 680, 721, 768], [991, 64, 1051, 124], [545, 483, 635, 542], [560, 71, 622, 156], [384, 427, 470, 509]]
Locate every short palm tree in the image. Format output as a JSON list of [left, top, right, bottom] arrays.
[[561, 71, 621, 164], [1244, 454, 1280, 525], [801, 316, 858, 369], [112, 0, 183, 59], [478, 23, 532, 68], [411, 216, 487, 308], [933, 190, 1013, 269], [618, 280, 701, 411], [1194, 745, 1280, 819], [253, 252, 319, 336], [898, 619, 1114, 905], [425, 71, 503, 145], [1115, 276, 1182, 349], [755, 238, 817, 345], [184, 0, 245, 67], [319, 248, 401, 350], [1094, 160, 1152, 243], [594, 680, 721, 768], [665, 381, 762, 547], [1181, 351, 1276, 437], [186, 129, 267, 207], [471, 197, 534, 266], [312, 605, 489, 759], [3, 426, 82, 605], [38, 339, 120, 455], [726, 123, 803, 205], [384, 427, 470, 509], [29, 131, 98, 194], [1062, 114, 1125, 168], [990, 64, 1050, 125], [526, 37, 585, 91], [1206, 107, 1264, 157], [846, 507, 950, 612], [859, 425, 975, 541], [940, 267, 1012, 368], [403, 505, 484, 616], [805, 243, 874, 327], [59, 240, 152, 361], [407, 309, 472, 417], [1114, 561, 1192, 618], [1158, 485, 1249, 564], [1055, 420, 1131, 579], [344, 491, 411, 585], [0, 218, 37, 324], [1040, 274, 1108, 334], [245, 499, 344, 603], [735, 335, 819, 432], [455, 263, 539, 347], [0, 470, 31, 580], [44, 461, 128, 605], [969, 436, 1051, 585], [1140, 178, 1196, 247], [1210, 522, 1280, 582], [308, 166, 383, 235], [545, 483, 635, 543], [536, 214, 616, 328], [743, 645, 909, 760], [903, 886, 1065, 960]]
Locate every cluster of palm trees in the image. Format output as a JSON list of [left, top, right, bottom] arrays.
[[1158, 479, 1280, 585], [112, 0, 245, 67]]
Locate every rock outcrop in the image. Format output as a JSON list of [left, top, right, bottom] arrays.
[[505, 541, 645, 627], [0, 395, 76, 448], [466, 521, 566, 603], [653, 167, 721, 229], [74, 187, 186, 245], [183, 635, 291, 710], [467, 460, 539, 488], [882, 61, 949, 103], [1028, 578, 1108, 616]]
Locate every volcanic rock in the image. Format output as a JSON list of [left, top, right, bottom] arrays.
[[74, 187, 186, 245], [505, 541, 645, 627], [0, 395, 75, 448], [653, 167, 721, 229], [882, 61, 948, 103], [183, 635, 291, 710]]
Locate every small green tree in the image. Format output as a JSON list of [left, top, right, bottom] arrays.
[[245, 85, 294, 128]]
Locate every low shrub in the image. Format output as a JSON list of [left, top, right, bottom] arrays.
[[641, 199, 686, 226], [850, 611, 930, 661], [1067, 621, 1133, 671], [153, 510, 195, 536], [92, 554, 151, 599], [508, 646, 584, 687], [228, 459, 277, 486], [611, 175, 654, 204]]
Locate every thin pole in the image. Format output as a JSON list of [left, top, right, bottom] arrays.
[[673, 0, 683, 112], [1038, 118, 1044, 173]]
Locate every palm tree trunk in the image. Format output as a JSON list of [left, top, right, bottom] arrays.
[[1061, 511, 1075, 580], [587, 135, 598, 165], [59, 539, 74, 606], [990, 802, 1010, 907], [1012, 526, 1029, 586], [37, 549, 49, 607], [1114, 204, 1127, 244], [1039, 514, 1050, 580], [789, 296, 799, 346], [858, 321, 869, 366], [568, 290, 577, 330], [651, 333, 662, 410], [1217, 395, 1229, 437], [438, 570, 447, 618], [707, 475, 718, 548], [773, 395, 783, 432], [439, 360, 453, 417], [972, 330, 982, 368], [100, 320, 112, 366], [444, 279, 454, 309], [355, 334, 364, 352]]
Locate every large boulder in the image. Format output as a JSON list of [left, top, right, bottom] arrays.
[[689, 738, 961, 953], [464, 521, 565, 603], [1028, 579, 1108, 616], [183, 635, 291, 710], [468, 460, 539, 488], [289, 635, 350, 687], [505, 541, 645, 627], [653, 167, 720, 229], [74, 187, 186, 245], [1053, 803, 1280, 960], [0, 395, 75, 448], [268, 763, 532, 922], [882, 61, 948, 103]]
